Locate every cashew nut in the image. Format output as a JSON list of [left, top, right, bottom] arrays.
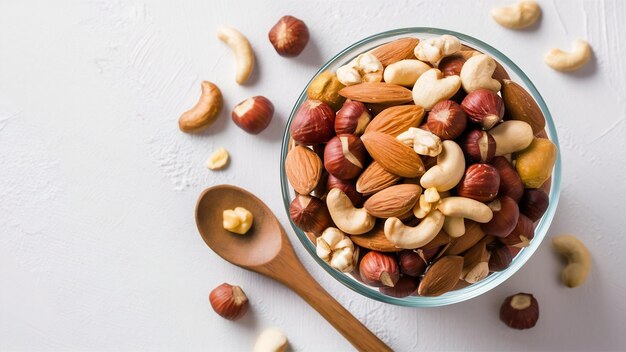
[[490, 120, 534, 156], [544, 39, 592, 72], [412, 69, 462, 111], [424, 187, 441, 203], [316, 227, 357, 273], [443, 216, 466, 238], [326, 188, 376, 235], [412, 194, 431, 219], [414, 34, 461, 64], [552, 235, 591, 288], [383, 59, 431, 87], [253, 327, 288, 352], [491, 1, 541, 29], [384, 210, 445, 249], [336, 53, 383, 86], [460, 54, 501, 92], [217, 26, 255, 85], [420, 140, 465, 192], [437, 197, 494, 223], [178, 81, 223, 133], [397, 127, 442, 157]]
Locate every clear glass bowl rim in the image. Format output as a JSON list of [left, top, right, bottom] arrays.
[[280, 27, 561, 307]]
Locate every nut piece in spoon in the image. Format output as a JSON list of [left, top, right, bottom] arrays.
[[223, 207, 254, 235], [209, 283, 249, 320], [499, 293, 539, 329], [268, 15, 309, 57]]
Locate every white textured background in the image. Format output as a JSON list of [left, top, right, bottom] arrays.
[[1, 1, 625, 351]]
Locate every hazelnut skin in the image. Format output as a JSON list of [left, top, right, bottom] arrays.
[[289, 194, 332, 235], [488, 242, 513, 272], [491, 156, 524, 202], [231, 96, 274, 134], [456, 164, 501, 202], [324, 134, 368, 180], [398, 249, 428, 277], [426, 100, 467, 140], [482, 196, 520, 238], [439, 55, 466, 77], [500, 293, 539, 330], [359, 251, 400, 287], [209, 283, 249, 321], [461, 129, 496, 164], [379, 275, 419, 298], [519, 188, 549, 222], [461, 89, 505, 130], [268, 15, 309, 57], [290, 100, 336, 145], [326, 174, 363, 207], [335, 100, 371, 135], [499, 214, 534, 248]]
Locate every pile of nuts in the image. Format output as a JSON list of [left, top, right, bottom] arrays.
[[285, 34, 557, 298]]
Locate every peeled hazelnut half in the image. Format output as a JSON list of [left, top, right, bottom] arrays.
[[268, 15, 309, 57], [500, 293, 539, 330], [232, 96, 274, 134]]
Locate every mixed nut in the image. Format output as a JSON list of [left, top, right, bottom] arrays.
[[285, 34, 558, 298]]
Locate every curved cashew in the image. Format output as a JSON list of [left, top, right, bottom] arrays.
[[490, 120, 534, 156], [437, 197, 494, 223], [326, 188, 376, 235], [443, 216, 465, 238], [178, 81, 223, 133], [420, 140, 465, 191], [412, 69, 461, 111], [384, 210, 445, 249], [383, 59, 431, 87], [491, 1, 541, 29], [544, 39, 591, 72], [414, 34, 461, 64], [336, 53, 383, 86], [217, 26, 255, 84], [397, 127, 442, 157], [552, 235, 591, 288], [460, 54, 501, 92], [316, 227, 356, 273]]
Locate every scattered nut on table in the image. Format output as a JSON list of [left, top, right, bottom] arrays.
[[231, 96, 274, 134], [206, 147, 230, 170], [268, 15, 309, 57], [544, 39, 592, 72], [222, 207, 254, 235], [491, 0, 541, 29], [217, 26, 255, 84], [500, 293, 539, 329], [209, 283, 249, 320], [179, 81, 223, 133], [253, 327, 288, 352], [552, 234, 591, 288]]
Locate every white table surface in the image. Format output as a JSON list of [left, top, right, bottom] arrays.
[[2, 1, 625, 351]]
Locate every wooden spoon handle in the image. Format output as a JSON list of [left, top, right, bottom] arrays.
[[283, 266, 392, 352]]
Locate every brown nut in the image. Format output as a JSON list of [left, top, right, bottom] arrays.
[[231, 96, 274, 134], [500, 214, 534, 248], [418, 256, 464, 296], [335, 100, 371, 135], [445, 221, 487, 255], [268, 15, 309, 57], [364, 105, 425, 137], [379, 275, 419, 298], [306, 71, 346, 111], [361, 132, 425, 178], [289, 194, 332, 235], [209, 283, 249, 321], [369, 37, 420, 67], [500, 293, 539, 330], [364, 184, 422, 218], [515, 138, 557, 189], [426, 100, 467, 140], [324, 134, 368, 180], [519, 188, 549, 222], [491, 156, 524, 202], [327, 174, 363, 207], [398, 249, 428, 277], [482, 197, 519, 238], [359, 251, 400, 287], [461, 89, 504, 130], [461, 129, 496, 163], [179, 81, 223, 133], [438, 55, 466, 77], [488, 242, 513, 272], [290, 100, 336, 145], [456, 164, 501, 202], [502, 79, 545, 135], [285, 145, 323, 195], [356, 161, 401, 195]]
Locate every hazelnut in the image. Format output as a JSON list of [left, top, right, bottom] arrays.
[[324, 134, 368, 180], [334, 100, 371, 135], [438, 55, 466, 77], [461, 129, 496, 163], [456, 164, 501, 202], [519, 188, 549, 222], [289, 194, 332, 235], [426, 100, 467, 140], [268, 15, 309, 57], [499, 293, 539, 330], [491, 156, 524, 202], [398, 249, 428, 277], [499, 214, 534, 248], [290, 100, 336, 145], [482, 197, 520, 238], [461, 89, 504, 130], [327, 174, 363, 207], [379, 275, 419, 298], [359, 251, 400, 287], [209, 283, 249, 321], [488, 242, 513, 272], [231, 96, 274, 134]]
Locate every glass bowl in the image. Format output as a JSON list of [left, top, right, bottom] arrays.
[[280, 28, 561, 307]]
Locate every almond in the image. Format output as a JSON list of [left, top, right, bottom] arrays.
[[339, 82, 414, 105], [501, 79, 545, 135], [361, 132, 425, 178], [460, 239, 491, 283], [285, 145, 323, 195], [364, 105, 425, 137], [364, 184, 422, 218], [417, 256, 464, 296], [445, 220, 487, 256], [350, 222, 401, 252], [356, 161, 401, 195], [369, 37, 420, 67]]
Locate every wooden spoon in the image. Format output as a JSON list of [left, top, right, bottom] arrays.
[[195, 185, 391, 352]]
